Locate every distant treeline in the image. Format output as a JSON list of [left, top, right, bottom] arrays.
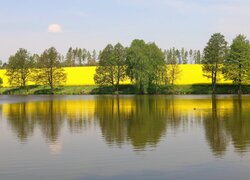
[[1, 33, 250, 95], [0, 48, 201, 69]]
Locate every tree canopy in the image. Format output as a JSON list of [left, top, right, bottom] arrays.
[[126, 39, 165, 94], [94, 43, 127, 91], [223, 34, 250, 94], [202, 33, 228, 94], [5, 48, 34, 89], [33, 47, 67, 94]]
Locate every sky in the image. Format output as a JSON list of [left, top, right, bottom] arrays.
[[1, 0, 250, 62]]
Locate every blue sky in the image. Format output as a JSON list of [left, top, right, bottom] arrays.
[[1, 0, 250, 61]]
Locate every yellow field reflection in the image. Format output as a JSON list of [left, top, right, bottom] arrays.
[[1, 95, 250, 154]]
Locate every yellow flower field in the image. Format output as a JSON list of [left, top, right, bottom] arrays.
[[0, 65, 231, 87]]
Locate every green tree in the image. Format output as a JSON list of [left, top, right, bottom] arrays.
[[65, 47, 74, 67], [82, 48, 87, 64], [202, 33, 228, 94], [166, 48, 181, 86], [175, 49, 181, 64], [126, 40, 165, 94], [33, 47, 67, 94], [223, 35, 250, 94], [88, 50, 98, 66], [5, 48, 33, 89], [184, 51, 188, 64], [31, 54, 40, 66], [64, 48, 88, 66], [77, 48, 83, 65], [94, 43, 127, 91], [0, 77, 3, 87], [195, 50, 201, 64], [189, 49, 193, 64]]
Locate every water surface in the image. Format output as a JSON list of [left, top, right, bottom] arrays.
[[1, 95, 250, 180]]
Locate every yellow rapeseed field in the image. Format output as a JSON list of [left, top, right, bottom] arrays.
[[0, 65, 231, 87]]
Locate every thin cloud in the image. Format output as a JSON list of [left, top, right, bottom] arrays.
[[48, 24, 62, 33]]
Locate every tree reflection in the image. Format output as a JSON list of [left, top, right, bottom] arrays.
[[95, 96, 169, 150], [34, 100, 64, 142], [4, 102, 35, 141], [95, 96, 133, 147], [127, 96, 168, 149], [203, 95, 250, 156], [4, 100, 64, 142], [203, 95, 230, 157], [225, 97, 250, 153], [3, 95, 250, 155]]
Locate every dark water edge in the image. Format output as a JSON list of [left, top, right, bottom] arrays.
[[1, 84, 250, 95], [1, 95, 250, 180]]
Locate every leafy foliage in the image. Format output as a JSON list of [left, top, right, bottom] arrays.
[[5, 48, 34, 88], [32, 47, 67, 94], [94, 43, 127, 91], [165, 48, 182, 85], [126, 40, 165, 94], [223, 34, 250, 93], [202, 33, 228, 93]]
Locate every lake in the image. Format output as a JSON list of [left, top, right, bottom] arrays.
[[1, 95, 250, 180]]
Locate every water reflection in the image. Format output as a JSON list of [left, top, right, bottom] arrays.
[[95, 96, 168, 149], [225, 97, 250, 152], [1, 95, 250, 155], [203, 95, 250, 156], [3, 100, 65, 142], [203, 96, 230, 157]]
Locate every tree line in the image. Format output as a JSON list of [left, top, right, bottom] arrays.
[[96, 34, 250, 94], [1, 33, 250, 94], [0, 47, 201, 69], [4, 47, 66, 94], [203, 33, 250, 94]]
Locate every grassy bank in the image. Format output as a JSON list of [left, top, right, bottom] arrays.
[[1, 84, 250, 95]]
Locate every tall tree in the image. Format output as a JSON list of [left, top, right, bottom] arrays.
[[94, 43, 127, 91], [202, 33, 228, 94], [126, 39, 165, 94], [33, 47, 67, 94], [195, 50, 201, 64], [82, 48, 87, 63], [223, 34, 250, 94], [94, 44, 115, 86], [181, 48, 185, 64], [6, 48, 33, 89], [166, 48, 181, 86], [31, 54, 40, 66], [65, 47, 74, 67], [77, 48, 83, 65], [175, 49, 181, 64], [86, 51, 93, 65]]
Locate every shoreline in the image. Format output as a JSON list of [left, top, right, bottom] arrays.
[[1, 84, 250, 95]]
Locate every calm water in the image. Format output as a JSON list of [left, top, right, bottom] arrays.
[[1, 95, 250, 180]]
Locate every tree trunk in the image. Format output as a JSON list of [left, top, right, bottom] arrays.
[[116, 81, 119, 94], [212, 94, 217, 111], [238, 64, 242, 95], [238, 83, 242, 96], [50, 67, 54, 94], [212, 64, 218, 94]]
